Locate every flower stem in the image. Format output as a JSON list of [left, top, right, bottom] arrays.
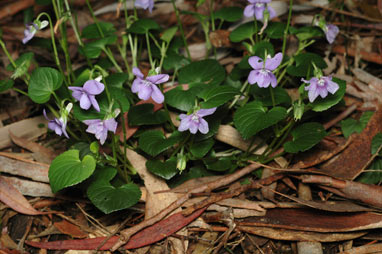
[[281, 0, 293, 58], [229, 80, 249, 109], [170, 0, 191, 60], [37, 12, 68, 86], [85, 0, 123, 72], [145, 32, 154, 68], [0, 39, 17, 69]]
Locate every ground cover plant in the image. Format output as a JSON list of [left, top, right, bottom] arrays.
[[1, 0, 382, 253]]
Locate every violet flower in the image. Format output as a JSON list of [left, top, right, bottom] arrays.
[[22, 20, 49, 44], [134, 0, 154, 13], [131, 67, 168, 104], [83, 118, 118, 145], [302, 76, 339, 103], [248, 52, 282, 88], [43, 109, 69, 138], [244, 0, 276, 21], [323, 24, 339, 44], [69, 79, 105, 112], [178, 108, 217, 134]]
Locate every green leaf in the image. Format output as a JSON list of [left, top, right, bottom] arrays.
[[357, 158, 382, 184], [371, 133, 382, 155], [160, 26, 178, 43], [190, 138, 214, 158], [311, 78, 346, 112], [110, 88, 130, 113], [199, 85, 239, 108], [265, 22, 286, 39], [340, 111, 374, 138], [49, 150, 96, 193], [290, 26, 323, 41], [168, 166, 213, 188], [214, 7, 243, 22], [284, 122, 327, 153], [128, 104, 168, 126], [253, 41, 275, 59], [82, 22, 116, 39], [6, 52, 34, 71], [233, 101, 287, 139], [139, 130, 184, 157], [71, 142, 92, 160], [250, 86, 291, 106], [128, 19, 160, 34], [105, 73, 130, 89], [286, 53, 327, 77], [165, 86, 200, 111], [28, 67, 63, 103], [81, 36, 117, 59], [87, 167, 141, 214], [229, 22, 259, 42], [178, 59, 225, 86], [197, 0, 206, 7], [0, 79, 14, 93], [146, 158, 178, 180], [72, 92, 110, 121], [204, 157, 233, 172], [163, 52, 190, 71]]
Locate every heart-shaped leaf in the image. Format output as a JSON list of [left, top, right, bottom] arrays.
[[265, 22, 287, 39], [165, 86, 200, 111], [28, 67, 64, 104], [49, 150, 96, 193], [286, 53, 327, 77], [0, 79, 14, 93], [128, 19, 160, 34], [311, 78, 346, 112], [146, 158, 178, 180], [160, 26, 178, 43], [190, 138, 214, 158], [128, 104, 168, 126], [250, 86, 291, 106], [178, 59, 225, 86], [139, 130, 184, 157], [340, 111, 373, 138], [234, 101, 287, 139], [81, 36, 117, 59], [87, 167, 141, 214], [283, 122, 326, 153], [81, 22, 116, 39], [199, 85, 239, 108], [214, 7, 243, 22], [229, 22, 260, 42]]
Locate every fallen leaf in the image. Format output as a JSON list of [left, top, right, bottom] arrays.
[[26, 208, 206, 250], [2, 176, 54, 197], [0, 176, 46, 215], [54, 220, 88, 239]]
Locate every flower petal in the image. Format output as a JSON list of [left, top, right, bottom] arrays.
[[189, 121, 198, 134], [325, 24, 339, 44], [243, 4, 255, 18], [104, 118, 118, 133], [150, 84, 164, 104], [197, 108, 217, 117], [131, 79, 142, 93], [198, 118, 209, 134], [137, 85, 152, 101], [83, 80, 105, 95], [132, 67, 145, 79], [89, 95, 101, 112], [254, 5, 265, 20], [248, 56, 263, 70], [326, 80, 339, 94], [146, 74, 169, 85], [269, 73, 278, 88], [79, 94, 91, 110], [178, 116, 192, 132], [265, 52, 283, 71]]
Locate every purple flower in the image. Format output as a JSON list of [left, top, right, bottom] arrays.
[[302, 76, 339, 103], [323, 24, 339, 44], [22, 20, 49, 44], [134, 0, 154, 13], [83, 118, 118, 145], [178, 108, 217, 134], [244, 0, 276, 20], [248, 52, 282, 88], [69, 79, 105, 112], [43, 109, 69, 138], [131, 67, 168, 104]]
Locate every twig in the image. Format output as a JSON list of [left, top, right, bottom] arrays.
[[323, 104, 357, 130], [111, 163, 264, 251]]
